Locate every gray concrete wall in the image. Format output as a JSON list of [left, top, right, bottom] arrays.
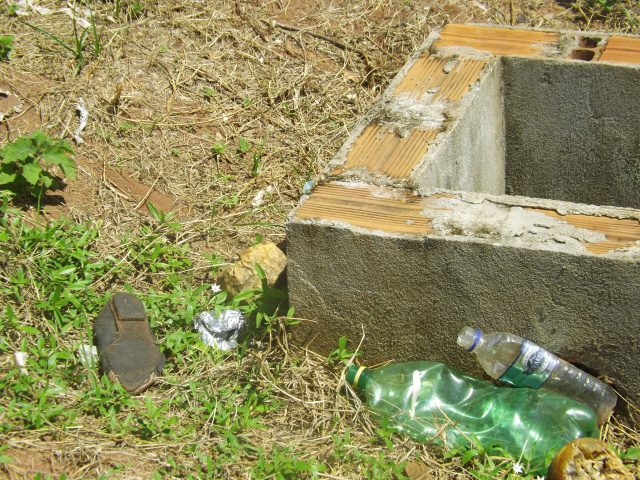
[[287, 27, 640, 424], [503, 57, 640, 208], [287, 209, 640, 418], [412, 59, 505, 195]]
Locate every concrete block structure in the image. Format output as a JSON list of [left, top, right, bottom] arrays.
[[286, 24, 640, 418]]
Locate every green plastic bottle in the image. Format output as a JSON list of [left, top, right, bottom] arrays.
[[347, 362, 598, 469]]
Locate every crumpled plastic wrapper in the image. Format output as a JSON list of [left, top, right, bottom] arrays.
[[73, 99, 89, 144], [13, 0, 93, 28], [194, 310, 247, 351]]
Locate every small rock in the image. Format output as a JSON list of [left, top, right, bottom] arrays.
[[515, 13, 528, 24], [217, 242, 287, 298], [443, 56, 459, 74]]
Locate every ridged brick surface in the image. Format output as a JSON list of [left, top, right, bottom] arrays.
[[434, 24, 560, 56], [600, 36, 640, 64], [394, 54, 488, 102], [331, 125, 441, 179], [295, 182, 432, 234]]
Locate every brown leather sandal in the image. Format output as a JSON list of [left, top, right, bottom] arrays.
[[94, 292, 165, 394]]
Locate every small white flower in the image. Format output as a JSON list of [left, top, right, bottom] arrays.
[[512, 462, 524, 474], [211, 283, 222, 293], [536, 476, 545, 480]]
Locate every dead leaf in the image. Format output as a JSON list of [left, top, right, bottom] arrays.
[[405, 462, 433, 480]]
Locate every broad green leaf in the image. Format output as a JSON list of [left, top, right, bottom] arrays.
[[42, 147, 76, 180], [147, 201, 160, 221], [55, 138, 75, 154], [53, 266, 76, 276], [0, 171, 16, 185], [58, 156, 76, 179], [17, 325, 41, 334], [21, 162, 42, 185], [29, 130, 52, 149], [41, 173, 53, 188], [1, 137, 36, 163]]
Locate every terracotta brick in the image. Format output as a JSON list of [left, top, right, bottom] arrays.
[[394, 54, 489, 102], [294, 182, 432, 234], [332, 125, 441, 179], [434, 24, 560, 56], [600, 35, 640, 64]]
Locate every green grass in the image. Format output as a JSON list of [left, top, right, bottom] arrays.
[[18, 3, 111, 76], [0, 200, 418, 478], [1, 199, 639, 479]]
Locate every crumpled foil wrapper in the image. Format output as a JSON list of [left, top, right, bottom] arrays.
[[194, 309, 247, 350], [76, 344, 98, 367]]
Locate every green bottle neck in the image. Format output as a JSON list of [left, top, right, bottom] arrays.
[[346, 365, 371, 390]]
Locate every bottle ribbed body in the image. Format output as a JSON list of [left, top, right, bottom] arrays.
[[347, 362, 597, 471], [457, 327, 617, 426]]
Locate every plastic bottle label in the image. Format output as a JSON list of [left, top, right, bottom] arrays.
[[499, 340, 559, 389]]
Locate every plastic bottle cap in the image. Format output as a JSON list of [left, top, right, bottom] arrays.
[[467, 329, 482, 352], [346, 365, 367, 389]]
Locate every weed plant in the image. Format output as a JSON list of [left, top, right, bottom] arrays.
[[0, 131, 76, 208], [19, 3, 111, 76], [0, 203, 420, 478], [0, 35, 13, 60]]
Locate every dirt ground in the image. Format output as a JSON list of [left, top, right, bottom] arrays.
[[1, 0, 639, 478], [2, 0, 634, 258]]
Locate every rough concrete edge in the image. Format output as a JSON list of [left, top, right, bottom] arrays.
[[286, 183, 640, 260], [424, 188, 640, 259], [287, 208, 640, 261], [405, 56, 501, 192]]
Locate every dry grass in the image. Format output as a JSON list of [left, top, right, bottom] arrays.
[[1, 0, 640, 478]]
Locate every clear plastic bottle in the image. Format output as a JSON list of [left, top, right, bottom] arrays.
[[347, 362, 597, 472], [457, 327, 617, 426]]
